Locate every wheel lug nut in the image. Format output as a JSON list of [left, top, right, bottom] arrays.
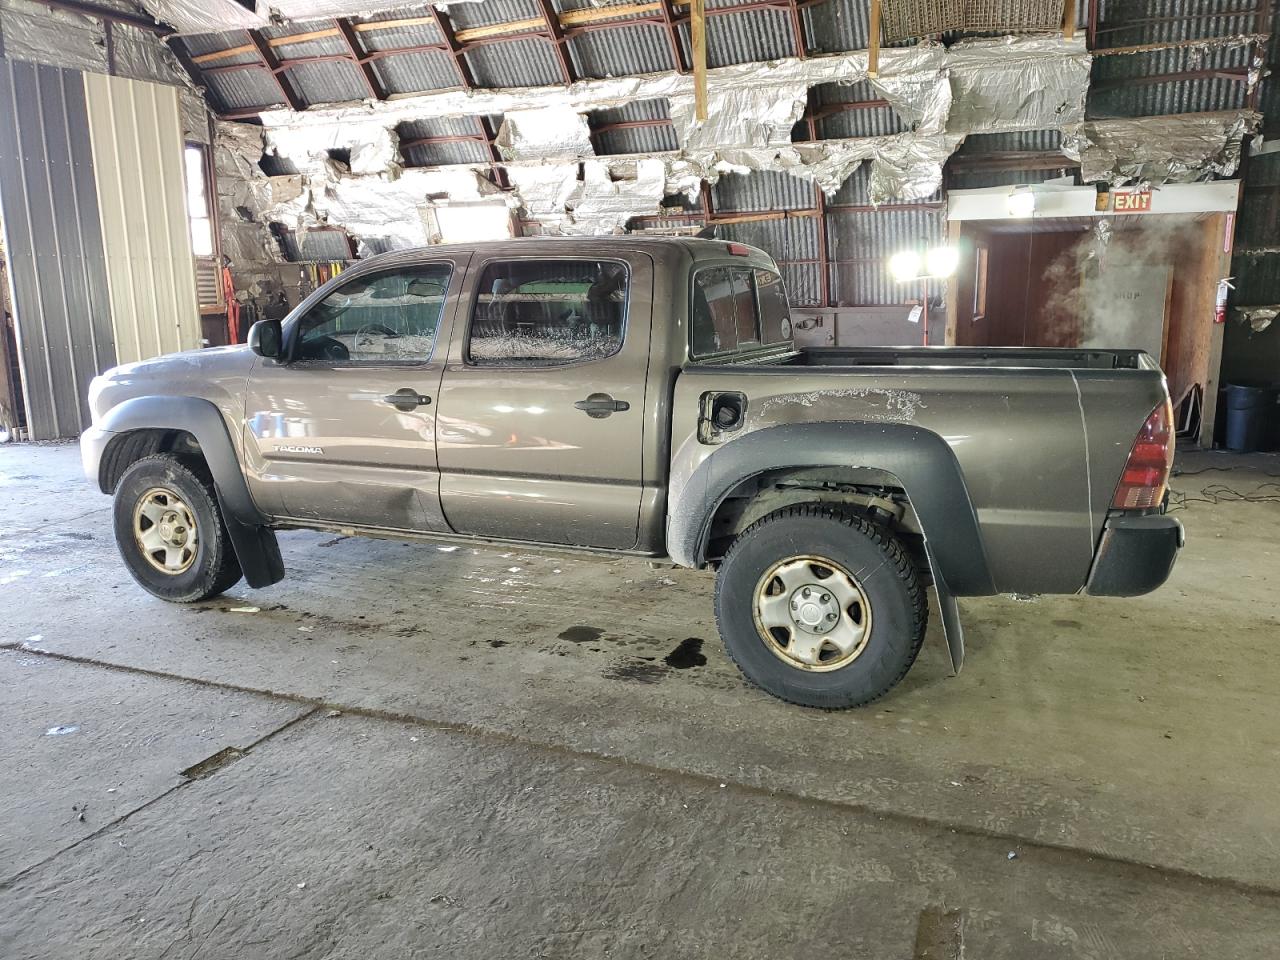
[[826, 613, 836, 622], [820, 594, 829, 602], [802, 588, 810, 598]]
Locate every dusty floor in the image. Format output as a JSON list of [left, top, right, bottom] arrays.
[[1, 442, 1278, 958]]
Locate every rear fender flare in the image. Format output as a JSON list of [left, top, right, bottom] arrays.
[[97, 396, 284, 589], [668, 422, 996, 598]]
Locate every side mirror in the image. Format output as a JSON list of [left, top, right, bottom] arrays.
[[248, 319, 283, 360]]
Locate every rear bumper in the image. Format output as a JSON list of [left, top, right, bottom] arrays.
[[1085, 513, 1184, 597]]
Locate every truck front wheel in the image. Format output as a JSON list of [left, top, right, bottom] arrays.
[[112, 454, 243, 603], [714, 504, 928, 708]]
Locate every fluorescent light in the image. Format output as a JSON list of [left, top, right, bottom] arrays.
[[925, 246, 959, 278], [889, 250, 922, 282]]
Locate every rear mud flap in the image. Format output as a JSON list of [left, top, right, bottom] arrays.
[[929, 566, 964, 676]]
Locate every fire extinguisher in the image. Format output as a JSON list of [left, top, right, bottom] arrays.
[[1215, 277, 1234, 325]]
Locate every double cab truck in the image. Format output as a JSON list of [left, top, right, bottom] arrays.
[[81, 237, 1183, 708]]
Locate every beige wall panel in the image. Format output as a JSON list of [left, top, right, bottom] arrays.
[[84, 72, 201, 365]]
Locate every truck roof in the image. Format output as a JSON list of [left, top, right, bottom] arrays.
[[351, 235, 774, 268]]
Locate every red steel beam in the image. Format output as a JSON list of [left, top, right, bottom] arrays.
[[534, 0, 577, 85], [658, 0, 687, 72], [334, 18, 388, 101], [248, 31, 305, 111], [428, 4, 477, 90]]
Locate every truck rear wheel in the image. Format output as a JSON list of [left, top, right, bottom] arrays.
[[113, 454, 243, 603], [714, 504, 928, 709]]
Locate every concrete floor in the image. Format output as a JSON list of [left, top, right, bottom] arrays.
[[1, 442, 1279, 958]]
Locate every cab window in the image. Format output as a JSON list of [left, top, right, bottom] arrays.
[[691, 266, 792, 358], [295, 264, 451, 363], [467, 259, 628, 367]]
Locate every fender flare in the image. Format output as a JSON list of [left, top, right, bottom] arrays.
[[96, 396, 285, 589], [668, 422, 996, 598]]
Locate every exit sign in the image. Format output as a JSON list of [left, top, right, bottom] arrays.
[[1113, 189, 1152, 212]]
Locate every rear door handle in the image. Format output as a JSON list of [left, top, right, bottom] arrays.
[[383, 388, 432, 411], [574, 393, 629, 419]]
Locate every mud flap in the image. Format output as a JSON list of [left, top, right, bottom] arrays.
[[220, 507, 285, 589], [933, 575, 965, 675], [929, 565, 965, 676]]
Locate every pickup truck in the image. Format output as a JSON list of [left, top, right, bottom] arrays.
[[81, 237, 1183, 708]]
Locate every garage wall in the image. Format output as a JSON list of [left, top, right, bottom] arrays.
[[83, 72, 202, 365], [0, 59, 116, 440]]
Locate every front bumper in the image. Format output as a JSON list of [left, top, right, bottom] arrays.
[[1085, 513, 1184, 597]]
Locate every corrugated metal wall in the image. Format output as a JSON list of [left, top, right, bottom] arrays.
[[0, 60, 115, 440], [83, 72, 202, 367]]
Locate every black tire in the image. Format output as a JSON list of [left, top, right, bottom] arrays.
[[714, 503, 928, 709], [113, 454, 243, 603]]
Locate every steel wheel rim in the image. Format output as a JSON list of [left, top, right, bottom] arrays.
[[133, 487, 198, 575], [752, 555, 872, 672]]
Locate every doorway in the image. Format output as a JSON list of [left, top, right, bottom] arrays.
[[945, 194, 1237, 447]]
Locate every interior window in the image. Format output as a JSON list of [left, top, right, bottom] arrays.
[[468, 259, 628, 367], [692, 267, 758, 356], [295, 264, 451, 363]]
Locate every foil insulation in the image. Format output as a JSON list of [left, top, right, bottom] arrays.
[[1061, 111, 1263, 184]]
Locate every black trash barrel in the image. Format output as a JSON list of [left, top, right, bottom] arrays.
[[1223, 382, 1279, 452]]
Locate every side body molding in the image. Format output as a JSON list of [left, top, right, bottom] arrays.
[[667, 422, 997, 598], [96, 396, 285, 589]]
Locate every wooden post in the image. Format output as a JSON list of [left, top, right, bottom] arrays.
[[868, 0, 880, 78], [691, 0, 707, 121], [1062, 0, 1076, 41]]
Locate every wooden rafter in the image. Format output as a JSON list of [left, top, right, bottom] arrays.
[[691, 0, 707, 121]]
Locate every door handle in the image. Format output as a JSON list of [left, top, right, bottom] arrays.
[[574, 393, 629, 419], [382, 388, 432, 411]]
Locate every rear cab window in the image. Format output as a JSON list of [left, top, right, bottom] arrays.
[[467, 259, 629, 367], [691, 264, 793, 360]]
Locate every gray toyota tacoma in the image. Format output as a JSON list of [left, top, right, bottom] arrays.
[[81, 237, 1183, 708]]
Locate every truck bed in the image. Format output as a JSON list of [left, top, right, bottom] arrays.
[[670, 346, 1170, 596]]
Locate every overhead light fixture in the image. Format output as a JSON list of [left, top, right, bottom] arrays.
[[1007, 186, 1036, 219], [889, 250, 922, 282], [924, 245, 960, 279]]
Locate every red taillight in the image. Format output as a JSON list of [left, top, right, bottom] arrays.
[[726, 242, 751, 256], [1111, 399, 1175, 510]]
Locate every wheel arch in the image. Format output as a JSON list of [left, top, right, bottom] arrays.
[[96, 396, 284, 589], [668, 422, 996, 597]]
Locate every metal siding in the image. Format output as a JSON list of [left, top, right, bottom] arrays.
[[593, 124, 679, 155], [463, 37, 564, 87], [0, 61, 115, 440], [203, 67, 286, 111], [371, 51, 464, 95], [83, 73, 202, 371], [448, 0, 543, 29], [827, 207, 944, 305], [947, 167, 1074, 189], [177, 31, 259, 66], [285, 59, 369, 106], [959, 129, 1063, 153], [568, 23, 676, 78], [703, 8, 796, 67], [713, 170, 814, 212], [356, 11, 443, 50]]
